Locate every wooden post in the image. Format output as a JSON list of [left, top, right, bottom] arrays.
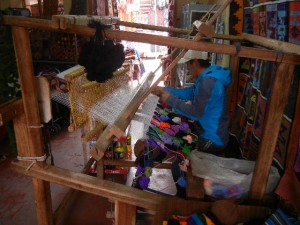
[[11, 26, 53, 225], [249, 63, 295, 201], [285, 81, 300, 169], [115, 201, 136, 225], [228, 56, 240, 119]]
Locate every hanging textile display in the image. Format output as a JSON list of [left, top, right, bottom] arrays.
[[70, 0, 87, 15], [229, 0, 244, 35], [43, 0, 58, 18], [289, 1, 300, 44], [266, 3, 277, 39]]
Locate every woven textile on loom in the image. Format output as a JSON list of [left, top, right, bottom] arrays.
[[52, 65, 130, 131]]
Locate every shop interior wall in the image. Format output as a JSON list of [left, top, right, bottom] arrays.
[[174, 0, 215, 27]]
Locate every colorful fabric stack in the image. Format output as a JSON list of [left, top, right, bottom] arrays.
[[228, 58, 300, 170], [163, 212, 223, 225], [264, 208, 298, 225], [252, 6, 260, 36], [289, 1, 300, 44], [277, 2, 289, 42], [266, 3, 277, 39], [132, 103, 198, 191], [259, 5, 266, 37], [243, 7, 253, 34]]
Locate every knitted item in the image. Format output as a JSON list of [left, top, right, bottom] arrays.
[[264, 209, 293, 225]]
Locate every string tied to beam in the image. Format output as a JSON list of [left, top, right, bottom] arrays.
[[234, 43, 241, 56], [28, 124, 44, 129], [275, 49, 285, 64], [17, 154, 47, 172]]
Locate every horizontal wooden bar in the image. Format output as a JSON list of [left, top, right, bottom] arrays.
[[0, 98, 24, 126], [3, 16, 300, 65], [242, 32, 300, 56], [2, 16, 54, 30], [11, 160, 164, 211], [103, 159, 172, 169], [117, 20, 191, 35]]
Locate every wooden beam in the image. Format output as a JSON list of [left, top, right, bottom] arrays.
[[11, 160, 164, 211], [242, 33, 300, 56], [11, 26, 53, 225], [53, 157, 95, 225], [0, 98, 24, 126], [285, 81, 300, 169], [117, 20, 191, 35], [115, 201, 136, 225], [103, 159, 172, 169], [3, 16, 300, 65], [249, 63, 295, 201]]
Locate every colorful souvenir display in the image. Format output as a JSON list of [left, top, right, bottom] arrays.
[[132, 103, 198, 190]]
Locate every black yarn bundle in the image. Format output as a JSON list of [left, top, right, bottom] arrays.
[[78, 21, 125, 83]]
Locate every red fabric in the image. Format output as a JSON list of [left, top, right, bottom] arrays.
[[276, 168, 300, 213]]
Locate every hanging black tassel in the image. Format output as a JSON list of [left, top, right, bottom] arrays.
[[78, 20, 125, 83]]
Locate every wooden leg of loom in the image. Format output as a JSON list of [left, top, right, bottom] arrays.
[[115, 201, 136, 225], [97, 158, 104, 179], [186, 165, 205, 200]]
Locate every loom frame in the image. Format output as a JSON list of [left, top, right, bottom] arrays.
[[1, 6, 300, 224]]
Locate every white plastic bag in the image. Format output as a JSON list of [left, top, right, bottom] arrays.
[[190, 150, 280, 198]]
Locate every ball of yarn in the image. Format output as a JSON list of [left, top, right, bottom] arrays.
[[139, 176, 150, 189]]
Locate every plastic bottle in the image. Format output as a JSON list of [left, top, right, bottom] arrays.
[[126, 133, 132, 160]]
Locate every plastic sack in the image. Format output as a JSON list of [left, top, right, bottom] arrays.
[[190, 150, 281, 199]]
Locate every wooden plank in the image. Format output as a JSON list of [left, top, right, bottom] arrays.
[[36, 76, 52, 123], [12, 26, 53, 225], [13, 113, 30, 158], [32, 178, 54, 225], [115, 201, 136, 225], [103, 159, 172, 169], [249, 63, 295, 201], [53, 157, 95, 225], [117, 20, 192, 35], [0, 98, 24, 126], [242, 32, 300, 56], [3, 16, 300, 65], [186, 166, 205, 199], [3, 15, 54, 30], [11, 160, 164, 211]]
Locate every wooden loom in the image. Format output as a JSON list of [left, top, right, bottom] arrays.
[[2, 1, 300, 224]]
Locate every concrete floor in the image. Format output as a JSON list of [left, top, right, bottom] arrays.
[[0, 122, 176, 225]]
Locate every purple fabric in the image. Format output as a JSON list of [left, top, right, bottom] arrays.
[[171, 125, 180, 134], [139, 176, 150, 189], [180, 122, 189, 132], [161, 135, 173, 145], [165, 128, 176, 136]]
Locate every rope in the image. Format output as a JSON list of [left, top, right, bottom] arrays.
[[28, 124, 44, 128], [234, 43, 241, 56], [17, 154, 47, 172]]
